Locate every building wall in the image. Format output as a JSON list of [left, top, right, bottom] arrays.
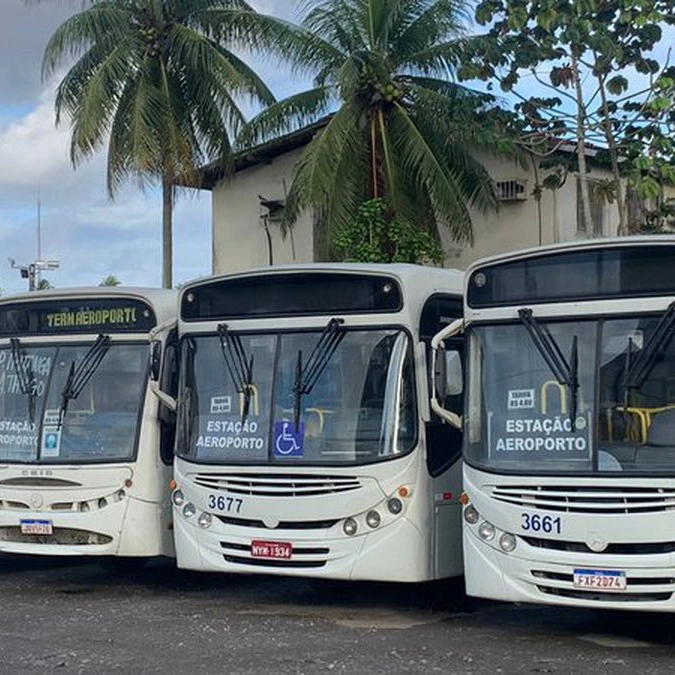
[[211, 147, 313, 274], [443, 151, 620, 269], [211, 145, 622, 275]]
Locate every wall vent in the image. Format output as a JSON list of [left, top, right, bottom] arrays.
[[496, 179, 528, 202]]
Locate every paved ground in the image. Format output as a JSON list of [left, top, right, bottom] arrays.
[[0, 555, 673, 673]]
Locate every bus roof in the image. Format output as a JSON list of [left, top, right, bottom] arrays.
[[465, 235, 675, 310], [466, 235, 675, 274], [180, 263, 463, 323], [182, 262, 463, 294]]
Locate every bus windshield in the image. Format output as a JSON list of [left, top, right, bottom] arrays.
[[467, 314, 675, 475], [176, 328, 416, 465], [0, 342, 147, 464]]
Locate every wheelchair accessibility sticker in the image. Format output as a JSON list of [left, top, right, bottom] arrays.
[[273, 420, 304, 457]]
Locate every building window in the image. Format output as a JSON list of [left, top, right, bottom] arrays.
[[576, 177, 605, 236]]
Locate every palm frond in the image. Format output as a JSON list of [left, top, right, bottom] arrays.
[[59, 40, 139, 163], [403, 39, 476, 77], [388, 102, 480, 244], [282, 98, 367, 236], [169, 23, 276, 105], [404, 75, 489, 101], [393, 0, 469, 63], [202, 9, 342, 79], [303, 1, 369, 53], [238, 87, 335, 148], [42, 2, 132, 79]]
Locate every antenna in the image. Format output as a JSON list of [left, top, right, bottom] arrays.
[[9, 186, 60, 291], [36, 185, 42, 286], [37, 184, 42, 261]]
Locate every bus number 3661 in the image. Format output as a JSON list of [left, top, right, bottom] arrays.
[[521, 513, 562, 534], [208, 495, 243, 513]]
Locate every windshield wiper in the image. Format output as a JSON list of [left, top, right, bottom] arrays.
[[217, 324, 254, 422], [518, 308, 579, 430], [623, 301, 675, 392], [293, 317, 345, 429], [10, 338, 36, 424], [58, 334, 111, 428]]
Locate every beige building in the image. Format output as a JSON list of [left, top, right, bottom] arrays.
[[199, 124, 669, 275]]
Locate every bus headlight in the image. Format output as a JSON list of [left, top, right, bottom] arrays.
[[172, 489, 185, 507], [343, 518, 358, 536], [197, 512, 212, 529], [499, 533, 517, 552], [478, 521, 496, 541], [79, 502, 90, 513], [182, 502, 196, 518], [98, 498, 108, 509], [366, 511, 381, 529], [464, 505, 479, 525], [387, 498, 403, 514]]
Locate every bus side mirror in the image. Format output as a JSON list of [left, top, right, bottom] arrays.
[[150, 342, 162, 381], [434, 349, 463, 400]]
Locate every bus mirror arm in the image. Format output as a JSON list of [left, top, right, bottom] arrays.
[[430, 318, 464, 430], [431, 399, 462, 430], [149, 380, 177, 412], [431, 318, 464, 352], [149, 318, 177, 341]]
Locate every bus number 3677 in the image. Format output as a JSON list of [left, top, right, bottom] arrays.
[[521, 513, 562, 534], [208, 495, 244, 513]]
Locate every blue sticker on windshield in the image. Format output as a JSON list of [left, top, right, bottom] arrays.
[[273, 420, 304, 457]]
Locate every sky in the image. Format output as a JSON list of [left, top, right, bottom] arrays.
[[0, 0, 300, 293]]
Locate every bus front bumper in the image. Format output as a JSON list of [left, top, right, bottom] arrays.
[[174, 513, 430, 582], [0, 497, 167, 557], [464, 529, 675, 612]]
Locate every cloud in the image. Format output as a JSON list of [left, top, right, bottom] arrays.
[[0, 86, 71, 187]]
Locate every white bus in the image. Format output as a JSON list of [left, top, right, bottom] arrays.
[[169, 264, 465, 581], [436, 236, 675, 611], [0, 287, 177, 565]]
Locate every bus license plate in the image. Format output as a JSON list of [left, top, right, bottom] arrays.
[[251, 540, 292, 560], [573, 568, 626, 591], [20, 519, 53, 535]]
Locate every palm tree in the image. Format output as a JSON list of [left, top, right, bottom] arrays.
[[41, 0, 275, 288], [99, 274, 122, 286], [37, 279, 54, 290], [236, 0, 506, 250]]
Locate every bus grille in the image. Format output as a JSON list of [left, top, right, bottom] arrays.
[[220, 541, 328, 568], [531, 569, 674, 603], [0, 526, 112, 546], [215, 515, 339, 530], [193, 473, 362, 497], [522, 536, 675, 555], [490, 485, 675, 514]]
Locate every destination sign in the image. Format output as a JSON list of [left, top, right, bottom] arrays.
[[468, 243, 675, 308], [181, 272, 403, 321], [0, 298, 157, 335]]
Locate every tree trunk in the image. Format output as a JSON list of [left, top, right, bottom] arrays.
[[572, 55, 593, 234], [595, 71, 627, 235], [162, 174, 173, 289]]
